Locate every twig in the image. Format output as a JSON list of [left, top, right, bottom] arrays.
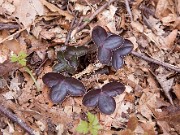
[[0, 27, 27, 44], [65, 12, 78, 46], [124, 0, 133, 21], [0, 23, 19, 30], [131, 51, 180, 73], [0, 104, 35, 135], [72, 0, 116, 35], [35, 58, 48, 75]]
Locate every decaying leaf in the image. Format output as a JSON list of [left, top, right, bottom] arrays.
[[13, 0, 44, 28], [173, 83, 180, 100], [0, 60, 18, 77], [155, 73, 174, 105]]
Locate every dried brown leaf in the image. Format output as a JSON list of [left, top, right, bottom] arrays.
[[119, 129, 134, 135], [40, 0, 73, 21], [127, 116, 138, 131], [0, 60, 18, 77], [13, 0, 44, 29], [158, 106, 180, 134], [156, 73, 174, 105], [173, 83, 180, 100], [140, 122, 156, 135], [164, 29, 178, 49]]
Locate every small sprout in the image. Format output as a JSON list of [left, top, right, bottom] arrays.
[[76, 112, 101, 135], [82, 82, 125, 115], [92, 26, 133, 70], [11, 51, 27, 66], [42, 72, 85, 103], [10, 51, 40, 91]]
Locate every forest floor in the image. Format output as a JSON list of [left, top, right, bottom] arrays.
[[0, 0, 180, 135]]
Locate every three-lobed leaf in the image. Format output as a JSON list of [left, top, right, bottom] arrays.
[[92, 26, 133, 70], [82, 82, 125, 115], [42, 72, 85, 103]]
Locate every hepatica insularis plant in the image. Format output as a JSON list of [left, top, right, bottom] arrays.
[[53, 46, 88, 73], [82, 82, 125, 115], [42, 72, 85, 103], [92, 26, 134, 70]]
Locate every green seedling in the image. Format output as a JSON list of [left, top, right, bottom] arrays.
[[11, 51, 40, 91], [76, 112, 101, 135]]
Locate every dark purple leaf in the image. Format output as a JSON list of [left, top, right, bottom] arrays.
[[112, 53, 124, 70], [50, 83, 67, 103], [65, 77, 86, 96], [102, 82, 125, 97], [103, 35, 124, 50], [82, 89, 101, 107], [42, 72, 64, 87], [82, 82, 125, 115], [98, 47, 112, 64], [114, 39, 133, 56], [42, 72, 85, 104], [98, 93, 116, 115], [92, 26, 107, 47]]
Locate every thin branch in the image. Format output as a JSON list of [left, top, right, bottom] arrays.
[[0, 104, 35, 135], [65, 12, 78, 46], [0, 23, 19, 30], [72, 0, 116, 35], [124, 0, 133, 21], [131, 51, 180, 73], [0, 27, 27, 44]]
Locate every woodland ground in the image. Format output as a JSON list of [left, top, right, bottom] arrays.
[[0, 0, 180, 135]]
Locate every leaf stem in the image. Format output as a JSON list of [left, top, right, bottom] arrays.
[[25, 67, 40, 91], [0, 104, 35, 135]]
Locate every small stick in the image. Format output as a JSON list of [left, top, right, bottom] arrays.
[[0, 104, 35, 135], [72, 0, 116, 34], [0, 23, 19, 30], [65, 12, 78, 46], [131, 51, 180, 73], [0, 27, 27, 44], [35, 58, 48, 75], [124, 0, 133, 21]]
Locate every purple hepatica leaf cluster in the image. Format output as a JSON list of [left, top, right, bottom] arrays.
[[92, 26, 134, 70], [42, 72, 126, 115], [42, 72, 85, 103], [82, 82, 125, 115]]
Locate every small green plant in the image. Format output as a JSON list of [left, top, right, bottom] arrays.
[[11, 51, 40, 91], [76, 112, 101, 135], [11, 51, 27, 66]]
